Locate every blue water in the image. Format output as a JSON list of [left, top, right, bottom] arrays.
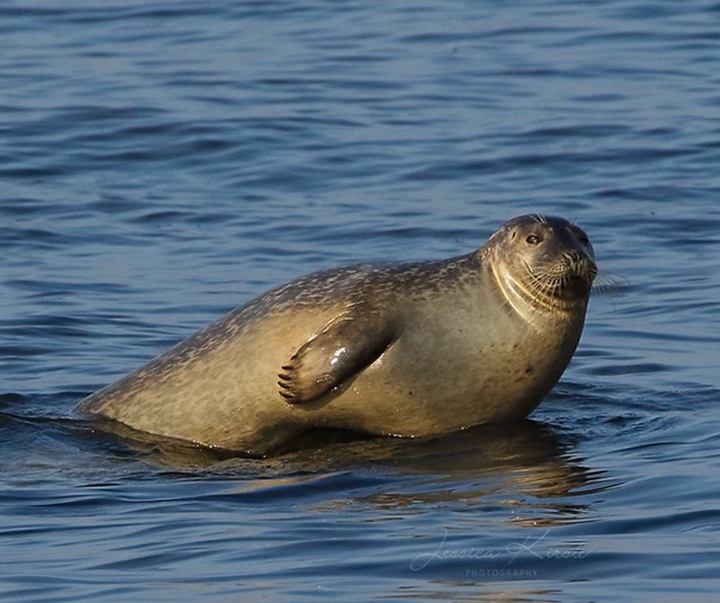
[[2, 0, 720, 600]]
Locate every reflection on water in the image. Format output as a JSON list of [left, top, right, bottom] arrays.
[[77, 417, 609, 527], [294, 423, 606, 528]]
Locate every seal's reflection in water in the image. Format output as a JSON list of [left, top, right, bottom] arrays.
[[100, 418, 606, 526], [289, 421, 604, 526]]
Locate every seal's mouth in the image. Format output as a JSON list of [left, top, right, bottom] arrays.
[[525, 251, 598, 303]]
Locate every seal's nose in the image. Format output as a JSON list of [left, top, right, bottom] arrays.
[[568, 250, 598, 278], [564, 250, 598, 297]]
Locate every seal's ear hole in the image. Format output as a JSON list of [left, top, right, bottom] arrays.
[[526, 234, 542, 245]]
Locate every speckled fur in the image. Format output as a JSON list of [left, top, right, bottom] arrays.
[[78, 215, 596, 456]]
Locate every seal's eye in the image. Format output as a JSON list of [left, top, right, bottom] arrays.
[[526, 234, 542, 245]]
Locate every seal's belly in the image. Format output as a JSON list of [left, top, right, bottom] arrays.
[[318, 309, 578, 437]]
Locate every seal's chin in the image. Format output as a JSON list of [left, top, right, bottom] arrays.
[[558, 272, 595, 299]]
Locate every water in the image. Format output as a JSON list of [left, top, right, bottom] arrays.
[[1, 0, 719, 600]]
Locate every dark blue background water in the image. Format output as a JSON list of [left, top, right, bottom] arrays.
[[1, 1, 719, 601]]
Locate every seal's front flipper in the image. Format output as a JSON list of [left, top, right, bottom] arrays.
[[278, 313, 395, 404]]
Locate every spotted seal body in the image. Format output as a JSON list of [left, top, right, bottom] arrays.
[[78, 215, 596, 455]]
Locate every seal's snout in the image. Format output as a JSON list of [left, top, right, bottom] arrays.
[[566, 249, 597, 276], [546, 219, 597, 297], [561, 249, 597, 298]]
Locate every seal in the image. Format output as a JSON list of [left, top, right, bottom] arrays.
[[77, 214, 596, 456]]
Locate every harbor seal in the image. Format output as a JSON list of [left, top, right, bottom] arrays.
[[77, 214, 596, 456]]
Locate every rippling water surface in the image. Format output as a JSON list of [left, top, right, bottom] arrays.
[[2, 1, 720, 601]]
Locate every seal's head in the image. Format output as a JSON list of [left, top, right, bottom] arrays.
[[483, 214, 597, 316]]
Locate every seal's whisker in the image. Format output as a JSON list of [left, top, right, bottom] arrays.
[[591, 272, 629, 296]]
